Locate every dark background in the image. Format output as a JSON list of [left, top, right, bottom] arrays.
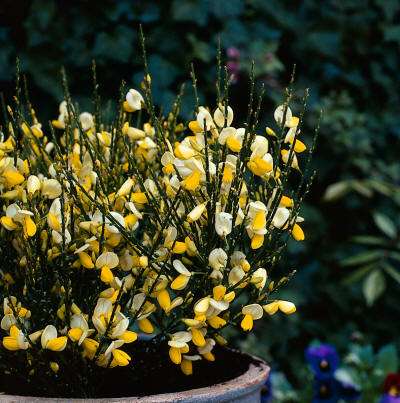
[[1, 0, 399, 398]]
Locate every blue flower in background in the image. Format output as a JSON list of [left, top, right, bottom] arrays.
[[306, 343, 360, 402], [312, 378, 360, 403], [380, 396, 400, 403], [306, 344, 340, 380]]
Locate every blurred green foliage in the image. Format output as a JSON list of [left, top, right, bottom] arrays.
[[1, 0, 399, 398]]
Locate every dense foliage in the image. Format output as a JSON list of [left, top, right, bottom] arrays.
[[0, 0, 399, 399]]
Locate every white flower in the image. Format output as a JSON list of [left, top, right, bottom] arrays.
[[168, 331, 192, 348], [187, 203, 206, 223], [79, 112, 95, 131], [41, 179, 62, 199], [27, 175, 41, 195], [215, 212, 233, 237], [274, 105, 292, 126], [213, 104, 234, 127], [208, 248, 228, 271], [126, 89, 144, 111], [251, 268, 267, 289], [196, 107, 214, 131], [272, 207, 290, 228]]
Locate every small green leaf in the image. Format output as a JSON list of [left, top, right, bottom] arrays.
[[341, 251, 382, 267], [373, 212, 397, 239], [363, 270, 386, 306], [342, 264, 375, 286], [351, 236, 388, 246], [351, 180, 373, 198], [323, 181, 351, 202]]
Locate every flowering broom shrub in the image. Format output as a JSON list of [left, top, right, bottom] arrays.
[[0, 55, 315, 396]]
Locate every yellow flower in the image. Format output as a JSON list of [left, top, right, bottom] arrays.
[[263, 300, 296, 315]]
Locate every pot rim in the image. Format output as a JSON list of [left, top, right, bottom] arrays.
[[0, 350, 270, 402]]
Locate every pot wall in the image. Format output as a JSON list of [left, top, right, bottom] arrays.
[[0, 353, 269, 402]]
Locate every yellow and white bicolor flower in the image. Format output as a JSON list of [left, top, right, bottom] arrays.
[[208, 248, 228, 280], [281, 149, 300, 170], [161, 151, 175, 175], [127, 293, 155, 334], [95, 251, 119, 283], [274, 104, 296, 127], [68, 314, 95, 345], [292, 216, 305, 241], [213, 103, 234, 128], [171, 260, 192, 290], [241, 304, 263, 331], [79, 112, 95, 132], [2, 325, 29, 351], [2, 296, 31, 319], [174, 157, 205, 192], [51, 100, 70, 129], [181, 354, 202, 375], [247, 136, 273, 178], [41, 178, 62, 199], [284, 126, 307, 153], [246, 201, 268, 249], [108, 312, 137, 343], [215, 212, 233, 238], [198, 338, 216, 361], [263, 300, 296, 315], [41, 325, 68, 351], [125, 89, 144, 112], [218, 154, 238, 188], [250, 268, 267, 290], [74, 243, 95, 269], [218, 127, 245, 153], [116, 177, 134, 197], [97, 340, 131, 368], [228, 251, 250, 288], [92, 298, 113, 335], [0, 203, 37, 237], [168, 331, 192, 365], [27, 175, 41, 195], [196, 106, 215, 131]]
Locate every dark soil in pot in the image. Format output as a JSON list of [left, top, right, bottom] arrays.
[[0, 342, 264, 398]]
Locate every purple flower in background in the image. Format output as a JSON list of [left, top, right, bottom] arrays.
[[226, 47, 241, 83], [380, 374, 400, 403], [226, 46, 240, 59], [306, 344, 340, 380]]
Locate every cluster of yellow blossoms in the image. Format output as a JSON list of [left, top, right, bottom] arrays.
[[0, 84, 307, 376]]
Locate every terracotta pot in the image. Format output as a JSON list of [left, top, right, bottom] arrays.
[[0, 351, 269, 402]]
